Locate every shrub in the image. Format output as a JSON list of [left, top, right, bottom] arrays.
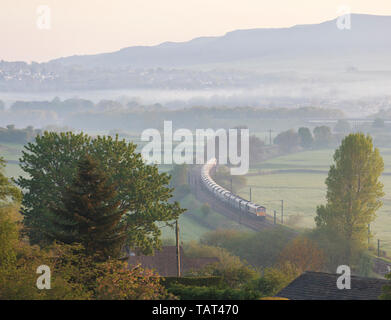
[[0, 239, 173, 300], [161, 276, 222, 288], [201, 203, 211, 217], [167, 284, 260, 300], [95, 260, 174, 300], [357, 252, 372, 277], [248, 262, 299, 297], [277, 237, 325, 273], [202, 227, 293, 268], [184, 241, 258, 288]]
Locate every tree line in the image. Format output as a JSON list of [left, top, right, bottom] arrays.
[[0, 125, 41, 144], [274, 126, 341, 152]]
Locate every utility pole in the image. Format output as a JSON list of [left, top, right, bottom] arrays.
[[195, 174, 198, 197], [378, 239, 380, 257], [281, 200, 284, 224], [176, 220, 181, 277]]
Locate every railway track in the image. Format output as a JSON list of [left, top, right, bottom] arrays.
[[188, 165, 277, 232]]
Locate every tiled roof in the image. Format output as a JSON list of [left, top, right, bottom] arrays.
[[276, 271, 390, 300], [127, 246, 219, 277]]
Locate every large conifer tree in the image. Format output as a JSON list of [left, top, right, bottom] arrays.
[[49, 154, 126, 260]]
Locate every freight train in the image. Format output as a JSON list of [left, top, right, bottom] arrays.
[[200, 158, 267, 220]]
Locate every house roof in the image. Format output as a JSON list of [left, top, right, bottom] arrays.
[[276, 271, 390, 300], [127, 246, 219, 277]]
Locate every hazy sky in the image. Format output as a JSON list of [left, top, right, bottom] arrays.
[[1, 0, 391, 62]]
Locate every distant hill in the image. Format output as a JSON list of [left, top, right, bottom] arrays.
[[50, 14, 391, 70]]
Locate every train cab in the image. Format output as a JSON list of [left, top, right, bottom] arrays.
[[256, 206, 266, 217]]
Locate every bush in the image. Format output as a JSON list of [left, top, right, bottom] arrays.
[[274, 129, 301, 153], [247, 263, 299, 297], [95, 260, 174, 300], [0, 237, 173, 300], [277, 237, 325, 273], [0, 242, 91, 300], [357, 252, 373, 277], [167, 284, 260, 300], [202, 227, 293, 268], [201, 203, 211, 217], [184, 241, 258, 288], [161, 276, 222, 288], [0, 206, 19, 271], [307, 229, 364, 272], [379, 272, 391, 300], [0, 125, 41, 144]]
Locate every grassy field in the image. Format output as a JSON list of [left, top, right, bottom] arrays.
[[237, 148, 391, 254], [159, 214, 212, 243], [0, 142, 25, 178]]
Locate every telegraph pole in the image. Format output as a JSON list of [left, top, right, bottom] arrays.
[[176, 220, 181, 277], [195, 174, 198, 197], [378, 239, 380, 257]]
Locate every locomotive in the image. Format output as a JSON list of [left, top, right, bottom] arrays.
[[201, 158, 267, 220]]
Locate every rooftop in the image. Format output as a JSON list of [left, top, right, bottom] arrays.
[[276, 271, 390, 300]]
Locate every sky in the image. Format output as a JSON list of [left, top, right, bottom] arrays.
[[1, 0, 391, 62]]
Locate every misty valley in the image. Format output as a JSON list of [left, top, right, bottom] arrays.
[[1, 5, 391, 309]]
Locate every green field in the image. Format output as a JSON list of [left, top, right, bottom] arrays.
[[0, 142, 25, 178], [237, 148, 391, 254]]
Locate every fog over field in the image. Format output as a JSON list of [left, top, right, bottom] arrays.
[[1, 13, 391, 128]]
